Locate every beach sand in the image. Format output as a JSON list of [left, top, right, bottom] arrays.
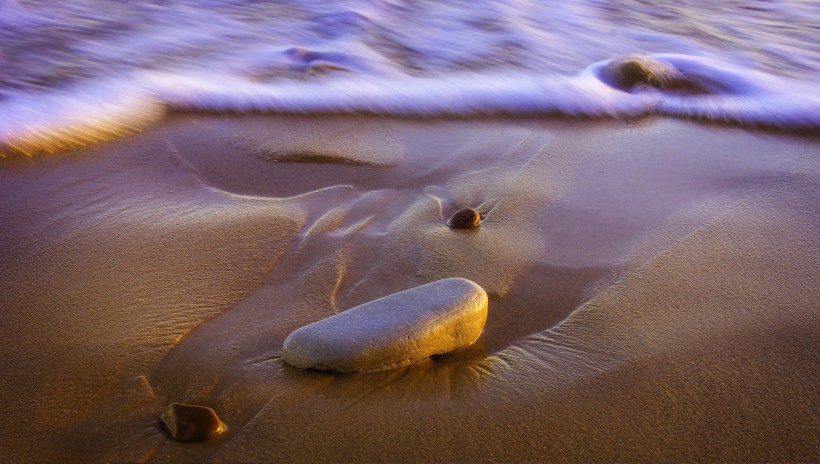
[[0, 115, 817, 462]]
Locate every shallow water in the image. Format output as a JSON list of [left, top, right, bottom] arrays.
[[2, 0, 820, 157]]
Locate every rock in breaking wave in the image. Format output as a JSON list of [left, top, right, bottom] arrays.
[[600, 54, 709, 94]]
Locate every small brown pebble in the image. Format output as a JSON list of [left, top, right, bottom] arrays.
[[160, 403, 225, 442], [448, 208, 481, 229]]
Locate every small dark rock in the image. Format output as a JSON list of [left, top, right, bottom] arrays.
[[448, 208, 481, 229], [160, 403, 225, 442]]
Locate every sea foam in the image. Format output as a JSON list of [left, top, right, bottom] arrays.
[[1, 0, 819, 157], [146, 53, 820, 128]]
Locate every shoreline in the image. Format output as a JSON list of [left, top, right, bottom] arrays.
[[1, 114, 817, 462]]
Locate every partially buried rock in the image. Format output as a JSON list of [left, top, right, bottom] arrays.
[[283, 278, 489, 373], [160, 403, 225, 442], [448, 207, 481, 229], [601, 54, 707, 94]]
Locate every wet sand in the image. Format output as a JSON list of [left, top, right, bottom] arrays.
[[0, 115, 817, 462]]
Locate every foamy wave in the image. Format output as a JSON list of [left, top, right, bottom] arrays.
[[0, 83, 162, 158], [1, 54, 818, 158], [149, 54, 820, 128], [146, 71, 652, 117]]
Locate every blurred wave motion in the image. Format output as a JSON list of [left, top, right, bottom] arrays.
[[1, 0, 819, 156]]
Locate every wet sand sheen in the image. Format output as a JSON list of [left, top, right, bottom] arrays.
[[0, 115, 817, 462]]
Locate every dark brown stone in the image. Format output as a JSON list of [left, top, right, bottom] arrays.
[[160, 403, 225, 442], [447, 208, 481, 229], [602, 55, 709, 94]]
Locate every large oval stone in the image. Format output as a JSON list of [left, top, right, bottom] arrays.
[[283, 278, 488, 373]]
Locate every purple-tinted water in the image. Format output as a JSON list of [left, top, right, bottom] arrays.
[[1, 0, 819, 156]]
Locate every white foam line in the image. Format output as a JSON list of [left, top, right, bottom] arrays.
[[145, 71, 654, 118], [2, 53, 819, 156], [145, 58, 820, 128]]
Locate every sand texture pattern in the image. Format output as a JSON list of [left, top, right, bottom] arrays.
[[0, 115, 818, 462]]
